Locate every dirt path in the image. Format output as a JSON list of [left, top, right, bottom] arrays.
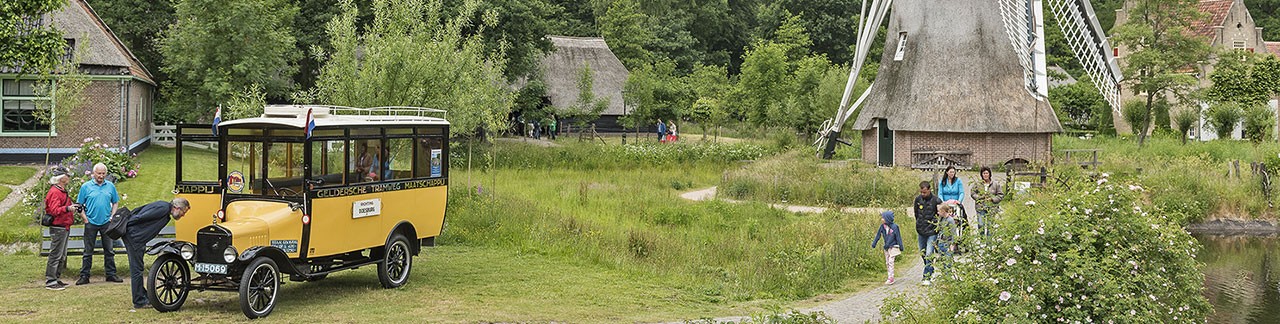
[[677, 186, 928, 323], [680, 187, 885, 215], [0, 166, 43, 218]]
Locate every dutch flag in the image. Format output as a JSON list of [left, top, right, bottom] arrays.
[[305, 108, 315, 139], [212, 105, 222, 136]]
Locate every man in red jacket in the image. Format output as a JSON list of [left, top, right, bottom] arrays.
[[44, 168, 81, 290]]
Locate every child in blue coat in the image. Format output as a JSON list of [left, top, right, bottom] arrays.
[[871, 210, 904, 285]]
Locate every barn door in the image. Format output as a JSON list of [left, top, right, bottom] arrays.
[[877, 119, 893, 166]]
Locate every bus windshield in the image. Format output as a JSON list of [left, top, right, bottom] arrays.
[[224, 140, 305, 197]]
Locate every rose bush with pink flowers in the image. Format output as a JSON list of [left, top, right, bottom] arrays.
[[63, 137, 140, 183], [881, 170, 1211, 322]]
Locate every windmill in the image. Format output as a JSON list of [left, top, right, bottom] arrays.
[[816, 0, 1122, 169]]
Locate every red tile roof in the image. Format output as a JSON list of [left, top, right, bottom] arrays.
[[1267, 41, 1280, 56], [1193, 0, 1233, 40]]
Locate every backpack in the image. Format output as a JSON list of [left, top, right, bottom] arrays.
[[105, 206, 131, 240]]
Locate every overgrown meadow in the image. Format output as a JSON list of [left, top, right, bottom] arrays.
[[720, 150, 920, 208], [1055, 135, 1280, 223], [445, 140, 912, 302]]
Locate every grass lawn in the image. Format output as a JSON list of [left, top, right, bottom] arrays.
[[0, 141, 907, 321], [0, 245, 792, 322], [0, 166, 36, 186]]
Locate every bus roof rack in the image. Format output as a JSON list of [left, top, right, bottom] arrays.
[[261, 105, 447, 120], [329, 106, 447, 120]]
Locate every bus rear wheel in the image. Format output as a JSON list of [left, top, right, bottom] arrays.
[[378, 233, 412, 288]]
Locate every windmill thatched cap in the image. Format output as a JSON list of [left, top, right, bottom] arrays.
[[540, 36, 630, 116], [851, 0, 1062, 133]]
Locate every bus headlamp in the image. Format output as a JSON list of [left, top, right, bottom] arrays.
[[179, 244, 195, 260], [223, 246, 238, 263]]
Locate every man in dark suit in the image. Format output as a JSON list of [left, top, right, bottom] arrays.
[[124, 198, 190, 310]]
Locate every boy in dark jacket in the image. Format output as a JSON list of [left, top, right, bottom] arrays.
[[914, 181, 942, 285], [124, 198, 190, 310], [871, 210, 903, 285]]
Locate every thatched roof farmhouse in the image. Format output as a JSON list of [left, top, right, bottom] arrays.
[[539, 36, 630, 132], [851, 0, 1060, 168]]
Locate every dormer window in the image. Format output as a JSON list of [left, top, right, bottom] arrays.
[[894, 32, 907, 61]]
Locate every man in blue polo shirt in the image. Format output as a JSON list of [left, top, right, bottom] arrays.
[[76, 163, 120, 285]]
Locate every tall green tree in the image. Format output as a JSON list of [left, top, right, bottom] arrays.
[[1110, 0, 1211, 146], [622, 60, 690, 130], [685, 64, 731, 140], [1, 0, 68, 74], [598, 0, 655, 69], [1208, 51, 1280, 107], [92, 0, 175, 84], [754, 0, 858, 64], [787, 55, 831, 137], [159, 0, 300, 122], [316, 0, 513, 137], [734, 41, 792, 126], [446, 0, 555, 80], [291, 0, 344, 92]]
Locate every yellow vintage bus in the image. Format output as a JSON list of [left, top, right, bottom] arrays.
[[147, 105, 449, 319]]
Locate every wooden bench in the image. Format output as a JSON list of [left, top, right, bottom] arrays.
[[911, 150, 972, 170], [40, 226, 176, 257], [1059, 148, 1102, 171]]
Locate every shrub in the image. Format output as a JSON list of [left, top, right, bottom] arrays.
[[884, 173, 1211, 322], [1122, 99, 1149, 135], [1205, 102, 1242, 139], [1241, 103, 1275, 144], [1172, 108, 1197, 144]]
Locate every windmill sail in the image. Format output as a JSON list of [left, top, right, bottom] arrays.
[[999, 0, 1050, 100], [1045, 0, 1124, 112]]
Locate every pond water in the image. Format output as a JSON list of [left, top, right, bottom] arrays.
[[1195, 235, 1280, 323]]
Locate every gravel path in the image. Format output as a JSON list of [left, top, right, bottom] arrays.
[[0, 166, 43, 218], [676, 186, 929, 323]]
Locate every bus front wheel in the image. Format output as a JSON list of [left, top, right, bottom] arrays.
[[239, 257, 280, 319], [147, 254, 190, 312]]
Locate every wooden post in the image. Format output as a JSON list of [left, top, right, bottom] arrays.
[[1039, 166, 1047, 187], [1090, 151, 1098, 171]]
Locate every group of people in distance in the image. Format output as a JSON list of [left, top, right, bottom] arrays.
[[656, 119, 678, 143], [871, 165, 1004, 285]]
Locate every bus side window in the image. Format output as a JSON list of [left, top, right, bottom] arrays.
[[414, 137, 444, 178], [351, 139, 381, 183], [387, 138, 412, 180], [310, 140, 346, 187]]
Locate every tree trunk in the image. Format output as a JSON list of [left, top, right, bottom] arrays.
[[45, 134, 53, 166], [1138, 92, 1156, 147]]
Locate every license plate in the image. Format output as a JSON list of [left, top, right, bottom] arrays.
[[194, 262, 228, 274]]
